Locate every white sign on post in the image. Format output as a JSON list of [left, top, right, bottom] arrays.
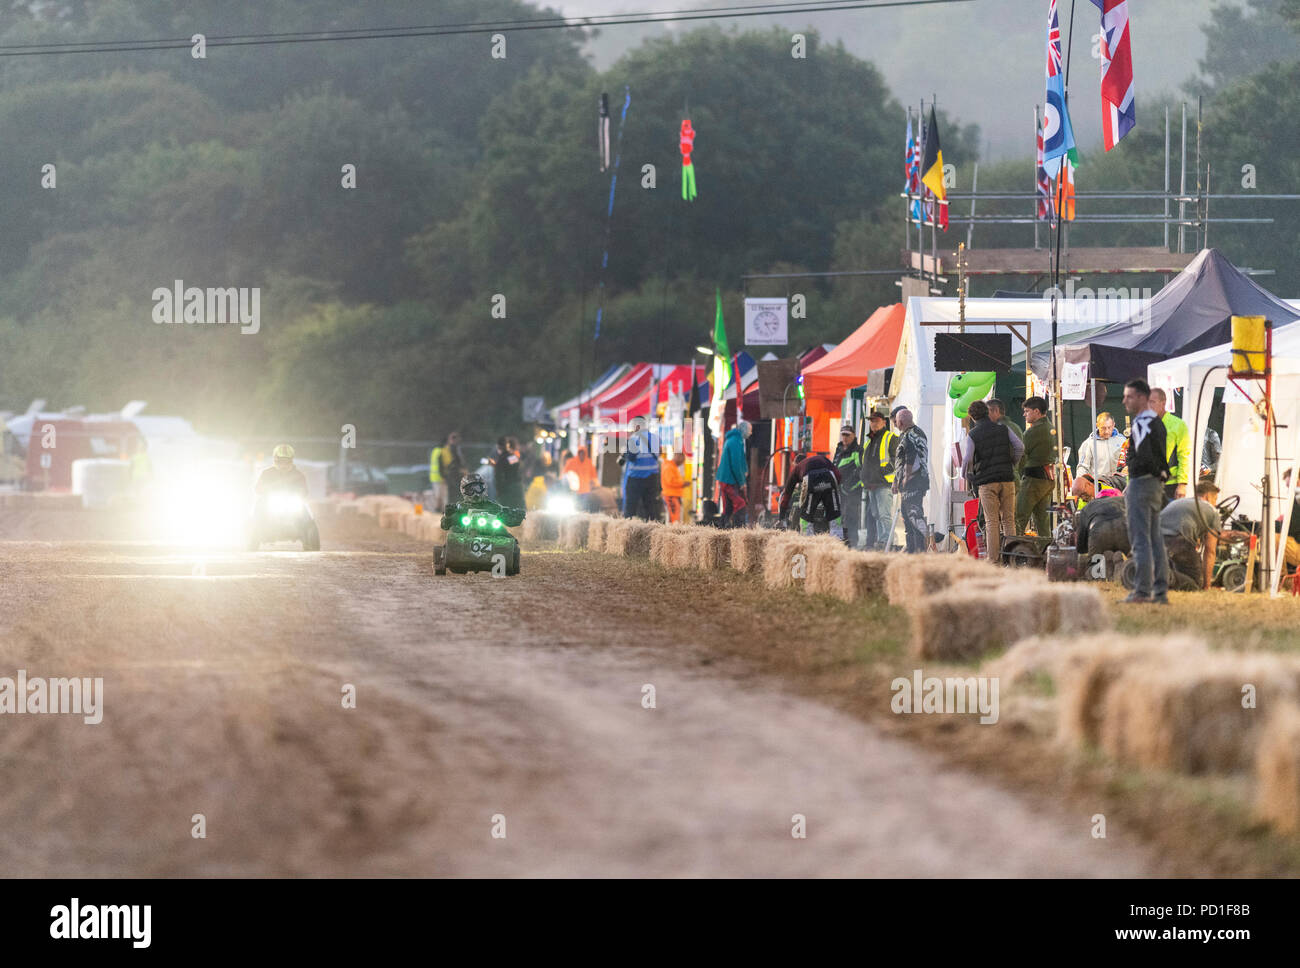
[[1062, 362, 1089, 401], [744, 298, 788, 346]]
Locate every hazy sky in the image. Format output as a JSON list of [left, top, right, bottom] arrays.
[[559, 0, 1214, 162]]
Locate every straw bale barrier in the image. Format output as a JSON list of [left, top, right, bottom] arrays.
[[606, 519, 655, 558], [690, 529, 732, 570], [649, 525, 690, 566], [521, 512, 560, 543], [907, 584, 1109, 662], [586, 515, 616, 553], [729, 528, 776, 575], [1256, 703, 1300, 834], [828, 552, 894, 602], [666, 529, 698, 569], [558, 514, 592, 550], [1057, 637, 1219, 750], [1098, 652, 1300, 774], [884, 555, 1000, 605], [761, 534, 845, 590], [805, 546, 855, 596]]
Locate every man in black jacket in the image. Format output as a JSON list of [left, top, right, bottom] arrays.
[[1121, 378, 1171, 604], [961, 400, 1024, 563]]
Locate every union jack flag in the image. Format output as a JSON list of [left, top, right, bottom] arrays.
[[1091, 0, 1135, 151], [904, 114, 922, 221], [1036, 119, 1054, 221], [1046, 0, 1063, 78]]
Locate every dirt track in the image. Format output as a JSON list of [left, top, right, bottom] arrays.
[[0, 507, 1147, 877]]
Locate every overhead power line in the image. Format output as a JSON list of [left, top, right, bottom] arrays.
[[0, 0, 976, 57]]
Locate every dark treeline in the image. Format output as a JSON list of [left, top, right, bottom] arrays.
[[0, 0, 1294, 440]]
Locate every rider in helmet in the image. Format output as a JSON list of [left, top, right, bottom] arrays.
[[255, 443, 309, 496], [440, 472, 526, 530]]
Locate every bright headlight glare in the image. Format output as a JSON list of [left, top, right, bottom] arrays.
[[492, 519, 502, 529], [546, 495, 576, 516], [461, 515, 471, 525], [269, 493, 303, 515], [477, 517, 487, 527]]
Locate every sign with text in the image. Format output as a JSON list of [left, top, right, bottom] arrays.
[[744, 298, 789, 346]]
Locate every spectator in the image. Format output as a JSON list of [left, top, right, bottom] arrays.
[[1076, 411, 1124, 480], [620, 416, 662, 521], [1121, 378, 1171, 604], [429, 431, 463, 510], [492, 436, 526, 510], [1015, 396, 1057, 537], [962, 399, 1023, 564], [892, 407, 930, 553], [717, 420, 752, 528], [987, 399, 1024, 485], [833, 426, 864, 548], [860, 410, 897, 551], [563, 447, 598, 495], [779, 451, 842, 535], [1161, 480, 1229, 590], [661, 452, 686, 524], [1150, 388, 1190, 501]]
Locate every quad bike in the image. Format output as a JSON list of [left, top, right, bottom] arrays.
[[248, 492, 320, 551], [433, 505, 522, 575]]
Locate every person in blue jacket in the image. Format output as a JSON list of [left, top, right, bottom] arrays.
[[620, 416, 663, 521], [716, 420, 752, 528]]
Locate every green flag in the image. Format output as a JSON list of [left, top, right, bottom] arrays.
[[708, 289, 731, 437]]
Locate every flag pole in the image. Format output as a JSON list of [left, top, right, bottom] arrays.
[[1034, 105, 1041, 251], [1050, 0, 1078, 515]]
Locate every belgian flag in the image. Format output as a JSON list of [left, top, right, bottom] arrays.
[[920, 106, 946, 201]]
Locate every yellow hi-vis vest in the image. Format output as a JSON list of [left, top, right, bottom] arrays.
[[429, 447, 445, 484], [873, 429, 896, 485]]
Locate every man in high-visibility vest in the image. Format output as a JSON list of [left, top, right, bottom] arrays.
[[1150, 388, 1190, 503], [428, 431, 464, 511], [860, 410, 897, 550], [833, 426, 864, 548]]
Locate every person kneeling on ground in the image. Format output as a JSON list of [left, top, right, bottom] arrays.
[[778, 451, 842, 535], [1160, 480, 1246, 590]]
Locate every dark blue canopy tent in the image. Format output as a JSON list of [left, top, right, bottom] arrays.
[[1057, 249, 1300, 383]]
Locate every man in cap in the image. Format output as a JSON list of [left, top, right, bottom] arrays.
[[833, 424, 864, 548], [860, 410, 898, 550]]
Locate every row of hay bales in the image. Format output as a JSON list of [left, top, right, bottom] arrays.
[[337, 494, 449, 544], [527, 512, 1109, 662], [987, 633, 1300, 835]]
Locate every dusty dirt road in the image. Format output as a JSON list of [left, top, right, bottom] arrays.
[[0, 507, 1147, 877]]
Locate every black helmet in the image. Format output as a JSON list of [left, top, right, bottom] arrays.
[[461, 473, 486, 498]]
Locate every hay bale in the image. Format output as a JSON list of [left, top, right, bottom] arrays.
[[649, 525, 688, 566], [558, 514, 592, 550], [521, 512, 560, 543], [692, 529, 731, 570], [378, 506, 411, 530], [1098, 652, 1300, 774], [906, 590, 1037, 661], [884, 555, 989, 605], [606, 520, 655, 558], [1057, 638, 1208, 750], [760, 534, 841, 589], [992, 634, 1205, 694], [1256, 703, 1300, 834], [336, 501, 361, 516], [666, 531, 697, 569], [729, 529, 775, 575], [587, 515, 622, 553], [830, 552, 893, 602], [806, 546, 854, 596]]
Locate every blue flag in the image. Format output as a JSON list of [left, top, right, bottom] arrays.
[[1043, 0, 1079, 180]]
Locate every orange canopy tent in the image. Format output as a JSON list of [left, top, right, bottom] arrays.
[[799, 303, 906, 451]]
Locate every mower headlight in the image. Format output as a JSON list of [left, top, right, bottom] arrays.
[[477, 517, 487, 527], [268, 493, 304, 516]]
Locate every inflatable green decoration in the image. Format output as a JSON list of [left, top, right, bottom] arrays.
[[948, 371, 996, 419]]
